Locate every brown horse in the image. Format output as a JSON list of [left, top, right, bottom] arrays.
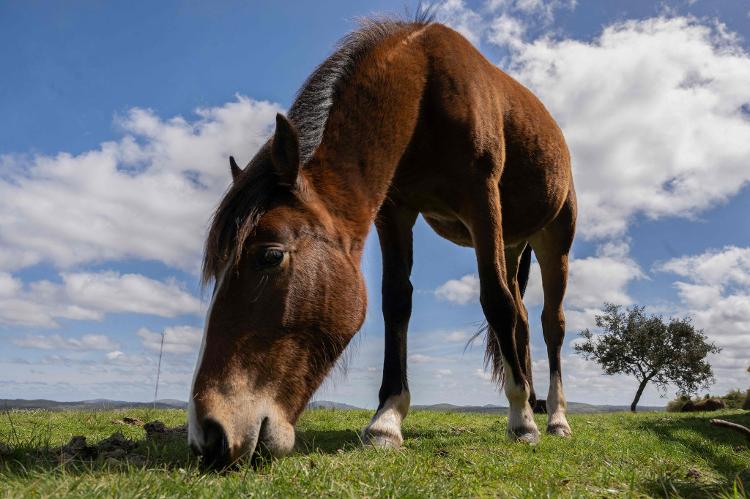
[[189, 16, 576, 468]]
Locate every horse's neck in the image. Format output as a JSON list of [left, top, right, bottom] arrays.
[[307, 37, 427, 238]]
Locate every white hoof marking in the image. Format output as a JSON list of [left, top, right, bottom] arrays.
[[362, 391, 410, 449]]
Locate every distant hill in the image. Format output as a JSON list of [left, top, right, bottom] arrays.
[[0, 398, 663, 413], [413, 403, 506, 413], [0, 399, 187, 411], [308, 400, 361, 410], [409, 401, 663, 414], [310, 401, 663, 413]]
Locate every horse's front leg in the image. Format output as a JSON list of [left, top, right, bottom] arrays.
[[361, 203, 418, 449], [467, 181, 540, 443]]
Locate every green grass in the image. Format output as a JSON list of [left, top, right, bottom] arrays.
[[0, 408, 748, 497]]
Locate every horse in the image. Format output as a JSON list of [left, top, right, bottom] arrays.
[[188, 15, 576, 468]]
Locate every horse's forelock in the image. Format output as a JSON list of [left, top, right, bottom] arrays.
[[202, 157, 279, 287]]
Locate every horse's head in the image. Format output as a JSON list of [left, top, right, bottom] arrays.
[[188, 114, 367, 467]]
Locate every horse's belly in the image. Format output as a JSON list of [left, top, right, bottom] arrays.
[[422, 209, 534, 248], [422, 214, 473, 247]]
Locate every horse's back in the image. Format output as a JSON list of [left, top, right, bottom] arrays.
[[397, 23, 573, 244]]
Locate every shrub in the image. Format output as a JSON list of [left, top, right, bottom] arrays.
[[721, 389, 746, 409], [666, 395, 690, 412]]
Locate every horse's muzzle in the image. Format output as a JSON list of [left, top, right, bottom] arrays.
[[189, 406, 295, 470]]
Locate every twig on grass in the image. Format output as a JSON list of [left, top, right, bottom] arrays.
[[710, 419, 750, 441]]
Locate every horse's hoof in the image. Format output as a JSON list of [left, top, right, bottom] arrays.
[[547, 424, 572, 437], [508, 426, 540, 444], [361, 428, 403, 449]]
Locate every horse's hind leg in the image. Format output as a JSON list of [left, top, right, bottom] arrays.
[[468, 182, 539, 443], [361, 202, 418, 448], [529, 190, 576, 436]]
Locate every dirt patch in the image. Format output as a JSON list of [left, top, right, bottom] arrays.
[[144, 420, 188, 440], [111, 416, 144, 426], [54, 420, 187, 466]]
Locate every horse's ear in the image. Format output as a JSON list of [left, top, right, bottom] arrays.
[[229, 156, 243, 182], [271, 113, 300, 187]]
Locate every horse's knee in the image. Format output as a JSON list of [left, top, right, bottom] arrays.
[[541, 306, 565, 342]]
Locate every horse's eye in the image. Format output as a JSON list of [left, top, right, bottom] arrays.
[[255, 248, 285, 269]]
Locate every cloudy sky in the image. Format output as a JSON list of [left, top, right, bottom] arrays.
[[1, 0, 749, 408]]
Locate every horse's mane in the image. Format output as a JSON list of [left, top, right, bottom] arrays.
[[202, 12, 434, 285], [289, 11, 434, 164]]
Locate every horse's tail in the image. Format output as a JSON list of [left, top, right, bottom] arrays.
[[518, 243, 532, 298]]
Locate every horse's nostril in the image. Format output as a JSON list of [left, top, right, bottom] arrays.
[[200, 419, 230, 470]]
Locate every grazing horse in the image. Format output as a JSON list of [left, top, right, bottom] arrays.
[[189, 16, 576, 468]]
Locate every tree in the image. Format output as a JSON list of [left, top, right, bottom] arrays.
[[574, 303, 720, 412]]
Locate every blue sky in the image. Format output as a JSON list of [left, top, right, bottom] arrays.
[[1, 0, 749, 408]]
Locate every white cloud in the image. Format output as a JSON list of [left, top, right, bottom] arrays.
[[439, 0, 576, 48], [104, 350, 153, 367], [0, 96, 280, 273], [13, 333, 119, 351], [487, 13, 527, 48], [657, 245, 750, 288], [408, 353, 451, 364], [434, 0, 484, 45], [137, 325, 202, 355], [444, 330, 471, 342], [566, 254, 644, 310], [0, 271, 202, 327], [499, 17, 750, 239], [62, 272, 202, 318], [486, 0, 576, 24], [435, 274, 480, 305]]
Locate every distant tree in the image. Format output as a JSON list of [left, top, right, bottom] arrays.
[[575, 304, 720, 412], [744, 366, 750, 411]]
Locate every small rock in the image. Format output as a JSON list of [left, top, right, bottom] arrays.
[[686, 468, 701, 479]]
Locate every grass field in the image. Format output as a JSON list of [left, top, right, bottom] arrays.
[[0, 408, 748, 497]]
